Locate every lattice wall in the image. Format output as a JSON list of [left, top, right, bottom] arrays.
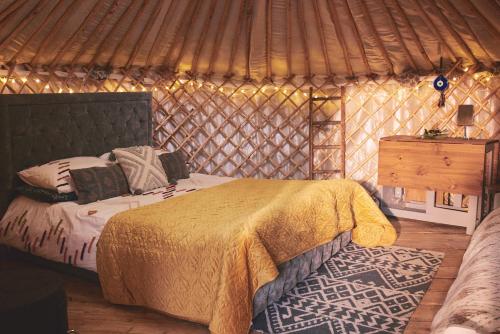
[[1, 66, 498, 193]]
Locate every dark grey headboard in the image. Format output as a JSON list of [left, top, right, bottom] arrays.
[[0, 92, 152, 217]]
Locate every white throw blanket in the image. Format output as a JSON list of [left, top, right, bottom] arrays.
[[431, 208, 500, 333]]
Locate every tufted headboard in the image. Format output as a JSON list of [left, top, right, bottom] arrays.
[[0, 92, 152, 218]]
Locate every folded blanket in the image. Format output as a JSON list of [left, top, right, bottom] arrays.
[[97, 178, 396, 334]]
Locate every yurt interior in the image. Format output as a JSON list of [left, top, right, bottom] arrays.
[[0, 1, 499, 333]]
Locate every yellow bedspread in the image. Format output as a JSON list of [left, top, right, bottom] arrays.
[[97, 178, 396, 334]]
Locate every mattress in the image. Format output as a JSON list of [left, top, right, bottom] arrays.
[[0, 173, 233, 271]]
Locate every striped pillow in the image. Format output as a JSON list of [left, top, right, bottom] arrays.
[[17, 157, 108, 193], [112, 146, 168, 194]]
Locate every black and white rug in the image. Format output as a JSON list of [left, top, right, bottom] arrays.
[[252, 243, 443, 334]]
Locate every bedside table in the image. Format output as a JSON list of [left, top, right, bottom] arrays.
[[378, 135, 498, 234]]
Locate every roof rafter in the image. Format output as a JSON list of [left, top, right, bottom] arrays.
[[161, 0, 197, 70], [172, 0, 203, 73], [49, 0, 104, 67], [206, 0, 232, 76], [0, 0, 29, 28], [285, 0, 292, 78], [145, 0, 178, 68], [31, 0, 82, 65], [358, 0, 394, 75], [226, 0, 246, 77], [86, 0, 135, 68], [190, 0, 218, 75], [312, 0, 333, 78], [125, 0, 165, 68], [341, 0, 372, 76], [380, 1, 418, 72], [0, 0, 47, 56], [108, 0, 150, 68], [296, 0, 311, 78], [442, 0, 495, 65], [387, 0, 435, 71], [326, 0, 353, 77], [265, 0, 272, 79], [244, 0, 255, 79]]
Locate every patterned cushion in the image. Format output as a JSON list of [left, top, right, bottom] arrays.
[[112, 146, 168, 194], [17, 157, 108, 193], [158, 151, 190, 183], [15, 184, 77, 203], [70, 164, 130, 204]]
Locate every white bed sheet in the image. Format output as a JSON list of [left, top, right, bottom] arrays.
[[0, 173, 234, 271]]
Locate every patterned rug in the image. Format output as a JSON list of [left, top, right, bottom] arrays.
[[252, 243, 443, 334]]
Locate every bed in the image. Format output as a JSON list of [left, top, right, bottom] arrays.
[[0, 92, 396, 334]]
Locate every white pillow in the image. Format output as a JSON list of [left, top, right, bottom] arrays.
[[18, 157, 108, 193]]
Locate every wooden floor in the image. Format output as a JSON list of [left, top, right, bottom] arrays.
[[1, 217, 471, 334]]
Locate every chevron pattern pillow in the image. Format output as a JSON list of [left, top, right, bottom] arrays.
[[112, 146, 168, 194]]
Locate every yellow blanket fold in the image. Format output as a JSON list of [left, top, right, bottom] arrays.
[[97, 179, 396, 334]]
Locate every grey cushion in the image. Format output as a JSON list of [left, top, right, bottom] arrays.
[[70, 164, 129, 204], [158, 151, 190, 183]]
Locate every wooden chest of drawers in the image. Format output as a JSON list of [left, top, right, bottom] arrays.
[[378, 136, 498, 196], [378, 135, 498, 234]]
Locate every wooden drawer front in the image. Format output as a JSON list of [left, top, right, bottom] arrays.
[[378, 141, 485, 195]]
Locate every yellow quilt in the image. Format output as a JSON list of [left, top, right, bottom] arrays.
[[97, 179, 396, 334]]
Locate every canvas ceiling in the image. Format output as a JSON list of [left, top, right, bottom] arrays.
[[0, 0, 499, 81]]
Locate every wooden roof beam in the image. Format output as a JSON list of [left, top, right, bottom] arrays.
[[265, 0, 272, 79], [412, 0, 463, 66], [341, 0, 372, 76], [31, 0, 82, 66], [425, 0, 479, 66], [144, 0, 178, 68], [442, 0, 495, 65], [0, 0, 47, 56], [191, 0, 218, 75], [226, 0, 247, 77], [206, 0, 232, 76], [286, 0, 292, 78], [312, 0, 333, 78], [380, 1, 418, 72], [358, 0, 394, 75], [85, 0, 135, 69], [297, 0, 311, 78], [326, 0, 353, 77], [244, 0, 255, 79], [108, 0, 150, 68], [386, 0, 435, 71], [161, 0, 197, 71], [0, 0, 28, 27], [49, 0, 104, 67], [172, 0, 203, 73], [125, 0, 165, 68], [69, 0, 119, 67]]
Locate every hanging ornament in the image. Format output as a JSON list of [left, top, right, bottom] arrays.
[[433, 56, 448, 107]]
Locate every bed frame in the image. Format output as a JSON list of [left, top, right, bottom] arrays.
[[0, 92, 352, 319]]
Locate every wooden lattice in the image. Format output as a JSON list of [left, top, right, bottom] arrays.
[[0, 65, 498, 193]]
